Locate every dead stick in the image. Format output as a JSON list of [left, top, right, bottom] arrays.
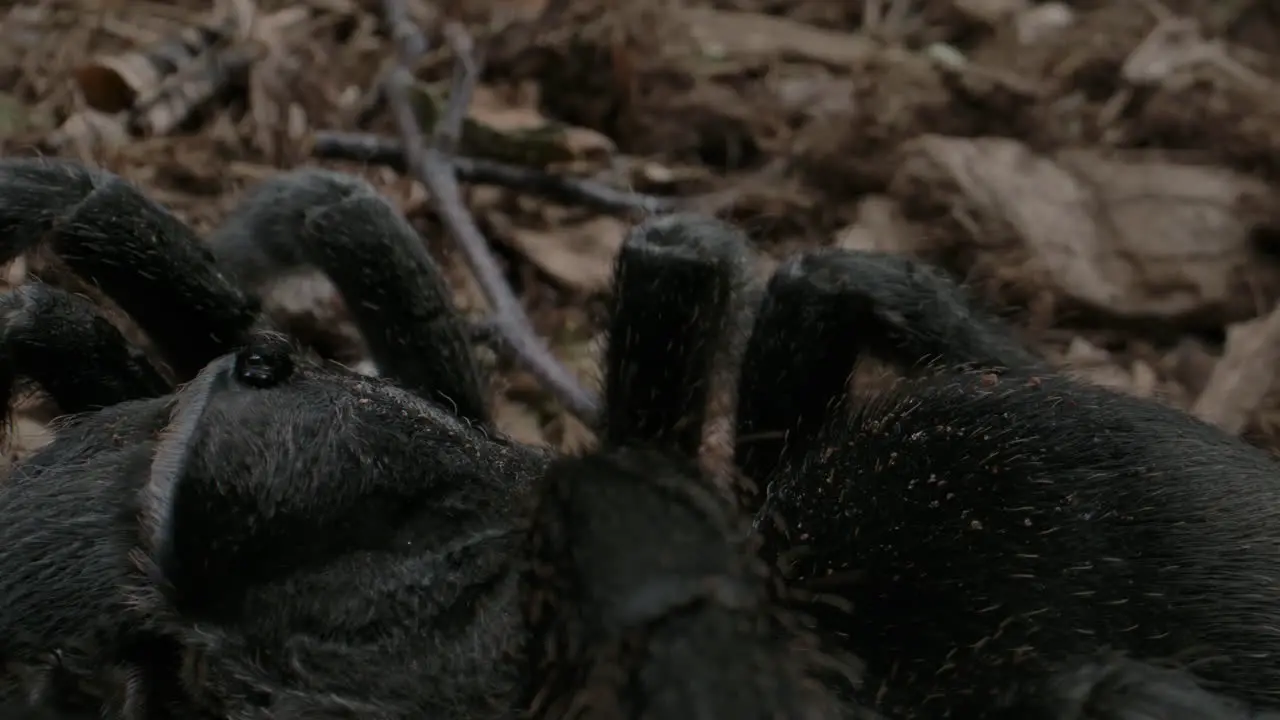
[[309, 131, 679, 215], [381, 0, 600, 422], [435, 23, 479, 154]]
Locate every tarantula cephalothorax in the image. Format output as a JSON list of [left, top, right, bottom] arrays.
[[0, 156, 1278, 720]]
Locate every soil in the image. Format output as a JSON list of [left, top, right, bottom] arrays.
[[4, 0, 1280, 456]]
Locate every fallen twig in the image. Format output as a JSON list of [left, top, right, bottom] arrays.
[[380, 0, 601, 423], [434, 23, 479, 154], [310, 131, 679, 215]]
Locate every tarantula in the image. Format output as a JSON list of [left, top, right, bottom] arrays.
[[0, 157, 1277, 720]]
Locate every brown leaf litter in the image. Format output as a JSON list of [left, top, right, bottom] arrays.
[[4, 0, 1280, 455]]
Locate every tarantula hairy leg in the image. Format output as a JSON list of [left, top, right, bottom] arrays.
[[206, 169, 489, 426], [742, 250, 1280, 716], [523, 215, 855, 720], [603, 213, 748, 456], [0, 158, 491, 431], [735, 249, 1044, 498], [525, 451, 852, 720], [0, 284, 169, 423], [0, 158, 257, 379]]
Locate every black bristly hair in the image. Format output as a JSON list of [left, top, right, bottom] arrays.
[[204, 170, 489, 425], [741, 249, 1280, 717], [0, 158, 489, 428], [0, 330, 545, 717], [0, 156, 509, 716], [0, 159, 257, 380], [601, 214, 748, 457], [0, 284, 169, 420], [0, 155, 1278, 720], [523, 213, 854, 720], [734, 250, 1044, 503]]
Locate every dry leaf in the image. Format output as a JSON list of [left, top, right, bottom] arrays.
[[493, 396, 549, 447], [505, 216, 626, 292], [1058, 337, 1133, 393], [1123, 18, 1218, 85], [835, 195, 919, 255], [1193, 305, 1280, 433], [74, 19, 234, 114], [680, 7, 878, 67], [1014, 3, 1075, 45], [0, 414, 55, 478], [1123, 16, 1273, 93], [48, 110, 130, 157], [132, 44, 256, 137], [894, 135, 1279, 322], [954, 0, 1029, 26]]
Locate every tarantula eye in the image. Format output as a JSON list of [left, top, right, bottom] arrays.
[[233, 333, 295, 388]]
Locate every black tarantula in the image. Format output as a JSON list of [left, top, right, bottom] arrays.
[[0, 156, 1278, 720]]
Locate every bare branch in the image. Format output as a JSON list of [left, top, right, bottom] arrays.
[[379, 0, 601, 423], [309, 131, 680, 215]]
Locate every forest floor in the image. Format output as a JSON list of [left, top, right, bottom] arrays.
[[4, 0, 1280, 456]]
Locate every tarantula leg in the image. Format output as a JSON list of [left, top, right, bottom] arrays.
[[602, 214, 748, 455], [205, 169, 490, 426], [0, 284, 169, 423], [523, 449, 851, 720], [0, 158, 258, 380], [523, 215, 852, 719], [735, 249, 1044, 492]]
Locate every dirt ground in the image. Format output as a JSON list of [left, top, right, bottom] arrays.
[[4, 0, 1280, 456]]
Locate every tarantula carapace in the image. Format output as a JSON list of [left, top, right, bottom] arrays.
[[0, 157, 1277, 720]]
